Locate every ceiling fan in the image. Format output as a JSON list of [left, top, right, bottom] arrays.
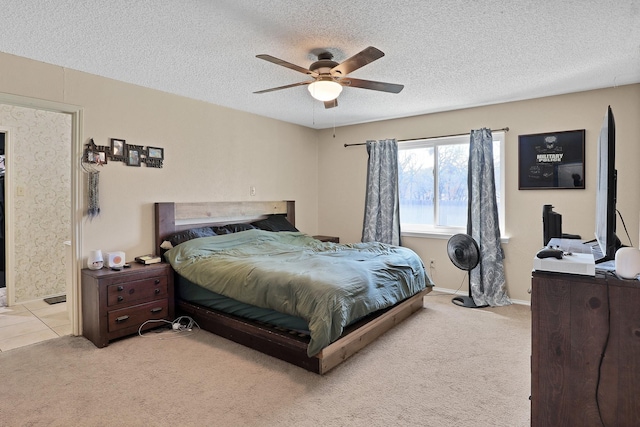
[[253, 46, 404, 108]]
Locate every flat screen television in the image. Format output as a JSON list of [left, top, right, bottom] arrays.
[[594, 105, 620, 263]]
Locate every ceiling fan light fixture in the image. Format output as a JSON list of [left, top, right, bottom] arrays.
[[255, 47, 402, 110], [308, 79, 342, 102]]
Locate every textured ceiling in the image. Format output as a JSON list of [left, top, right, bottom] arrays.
[[1, 1, 639, 129]]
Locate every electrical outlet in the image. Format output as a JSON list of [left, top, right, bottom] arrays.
[[429, 259, 435, 268], [250, 186, 256, 196]]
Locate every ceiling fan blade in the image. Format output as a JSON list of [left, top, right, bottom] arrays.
[[324, 99, 338, 109], [253, 81, 312, 94], [341, 77, 404, 94], [256, 54, 318, 76], [331, 46, 385, 76]]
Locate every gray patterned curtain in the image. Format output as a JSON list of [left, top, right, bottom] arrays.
[[467, 129, 511, 306], [362, 139, 401, 245]]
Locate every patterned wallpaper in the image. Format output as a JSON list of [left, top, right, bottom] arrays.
[[0, 105, 71, 303]]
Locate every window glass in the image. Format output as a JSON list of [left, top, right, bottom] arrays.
[[437, 143, 468, 227], [398, 132, 505, 236], [398, 146, 434, 225]]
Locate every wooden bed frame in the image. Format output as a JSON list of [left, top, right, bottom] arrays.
[[154, 201, 430, 374]]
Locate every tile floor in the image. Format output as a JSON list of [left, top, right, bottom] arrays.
[[0, 298, 70, 352]]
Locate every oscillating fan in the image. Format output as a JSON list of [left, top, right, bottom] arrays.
[[447, 233, 487, 308]]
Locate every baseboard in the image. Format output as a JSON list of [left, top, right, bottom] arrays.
[[430, 286, 530, 306]]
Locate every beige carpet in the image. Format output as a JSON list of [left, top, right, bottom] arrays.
[[0, 292, 531, 427]]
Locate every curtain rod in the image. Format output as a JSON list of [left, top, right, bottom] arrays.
[[343, 127, 510, 147]]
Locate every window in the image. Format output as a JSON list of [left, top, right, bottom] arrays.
[[398, 132, 505, 237]]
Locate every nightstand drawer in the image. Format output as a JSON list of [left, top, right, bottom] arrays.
[[107, 275, 168, 307], [108, 299, 169, 333]]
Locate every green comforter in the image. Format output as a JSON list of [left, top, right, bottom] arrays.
[[165, 229, 432, 356]]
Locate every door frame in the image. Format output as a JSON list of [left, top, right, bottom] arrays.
[[0, 94, 84, 335], [0, 127, 12, 306]]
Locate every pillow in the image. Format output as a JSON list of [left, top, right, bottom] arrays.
[[224, 223, 256, 233], [164, 226, 217, 248], [211, 226, 232, 235], [219, 223, 257, 234], [252, 214, 299, 232]]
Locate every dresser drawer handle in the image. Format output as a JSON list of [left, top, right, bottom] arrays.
[[117, 285, 124, 291], [150, 307, 163, 314], [155, 289, 161, 295], [117, 296, 124, 302], [115, 315, 129, 323], [154, 279, 161, 285]]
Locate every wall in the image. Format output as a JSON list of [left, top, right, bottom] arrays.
[[317, 85, 640, 302], [0, 52, 319, 272], [1, 50, 637, 305], [0, 105, 71, 302]]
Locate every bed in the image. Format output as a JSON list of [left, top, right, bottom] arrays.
[[155, 201, 433, 374]]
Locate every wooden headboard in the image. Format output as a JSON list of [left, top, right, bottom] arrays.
[[154, 201, 295, 256]]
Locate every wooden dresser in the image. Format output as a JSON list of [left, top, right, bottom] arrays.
[[81, 262, 174, 347], [531, 270, 640, 426]]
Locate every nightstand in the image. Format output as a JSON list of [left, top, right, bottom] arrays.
[[313, 235, 340, 243], [81, 262, 174, 347]]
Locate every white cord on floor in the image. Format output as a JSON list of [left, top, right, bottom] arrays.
[[137, 315, 200, 339]]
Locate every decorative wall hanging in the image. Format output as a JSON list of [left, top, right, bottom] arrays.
[[81, 139, 103, 218], [126, 144, 143, 167], [83, 138, 108, 165], [87, 171, 100, 217], [518, 129, 585, 190], [96, 137, 165, 168], [110, 138, 126, 161], [145, 146, 164, 168]]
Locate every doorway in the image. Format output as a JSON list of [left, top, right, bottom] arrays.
[[0, 98, 82, 335], [0, 132, 4, 301]]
